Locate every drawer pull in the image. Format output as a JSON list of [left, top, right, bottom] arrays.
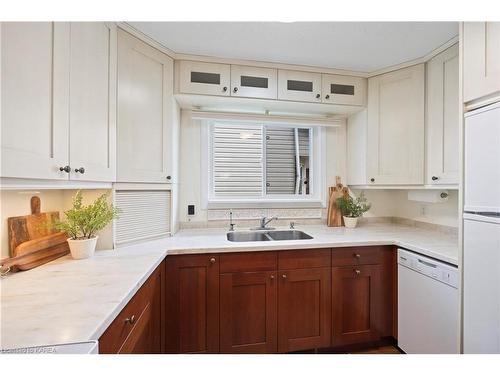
[[209, 257, 216, 264], [125, 315, 136, 325], [354, 269, 361, 275], [270, 274, 275, 279], [282, 274, 287, 279], [354, 253, 361, 259]]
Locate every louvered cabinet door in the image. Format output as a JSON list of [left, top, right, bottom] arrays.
[[117, 29, 174, 183]]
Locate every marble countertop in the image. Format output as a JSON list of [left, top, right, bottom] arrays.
[[0, 222, 458, 351]]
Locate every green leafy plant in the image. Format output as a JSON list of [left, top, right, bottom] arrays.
[[336, 192, 371, 218], [54, 191, 119, 240]]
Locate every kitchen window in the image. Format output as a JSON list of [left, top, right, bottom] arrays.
[[202, 119, 325, 208]]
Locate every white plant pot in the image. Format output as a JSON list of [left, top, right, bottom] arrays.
[[67, 236, 98, 260], [343, 216, 359, 229]]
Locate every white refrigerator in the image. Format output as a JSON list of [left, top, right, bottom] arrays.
[[463, 102, 500, 353]]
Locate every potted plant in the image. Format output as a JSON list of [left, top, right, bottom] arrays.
[[55, 191, 119, 260], [336, 192, 371, 228]]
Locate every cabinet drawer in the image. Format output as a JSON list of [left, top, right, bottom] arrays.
[[178, 60, 230, 96], [220, 251, 277, 273], [99, 270, 155, 354], [331, 247, 383, 267], [321, 74, 366, 106], [278, 249, 331, 270]]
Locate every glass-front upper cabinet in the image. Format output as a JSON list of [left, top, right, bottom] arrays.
[[230, 65, 277, 99], [321, 74, 367, 106], [277, 70, 322, 103], [178, 60, 231, 96]]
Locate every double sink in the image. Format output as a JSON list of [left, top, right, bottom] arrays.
[[227, 230, 313, 242]]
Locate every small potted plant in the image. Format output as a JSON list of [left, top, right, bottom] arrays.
[[336, 192, 371, 228], [55, 191, 119, 260]]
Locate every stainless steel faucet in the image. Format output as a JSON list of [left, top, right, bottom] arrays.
[[229, 210, 236, 231], [253, 216, 278, 230]]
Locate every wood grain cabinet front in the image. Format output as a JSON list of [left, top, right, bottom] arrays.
[[165, 254, 220, 353], [99, 261, 164, 354]]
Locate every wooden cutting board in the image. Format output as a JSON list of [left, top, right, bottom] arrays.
[[327, 176, 349, 227], [1, 196, 69, 273]]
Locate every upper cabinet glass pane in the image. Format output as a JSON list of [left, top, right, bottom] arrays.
[[191, 71, 221, 85], [241, 75, 268, 89], [287, 80, 313, 92], [330, 83, 355, 95]]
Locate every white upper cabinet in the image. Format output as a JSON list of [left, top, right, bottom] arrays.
[[117, 29, 174, 183], [366, 64, 425, 185], [277, 70, 322, 103], [178, 60, 230, 96], [1, 22, 70, 180], [463, 22, 500, 103], [426, 44, 459, 185], [321, 74, 367, 106], [68, 22, 117, 182], [230, 65, 277, 99]]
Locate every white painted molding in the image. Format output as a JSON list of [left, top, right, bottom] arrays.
[[348, 184, 459, 190], [117, 22, 176, 58], [0, 178, 112, 191]]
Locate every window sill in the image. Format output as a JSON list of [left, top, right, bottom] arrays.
[[206, 199, 326, 209]]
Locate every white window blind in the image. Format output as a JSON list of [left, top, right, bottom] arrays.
[[265, 126, 296, 194], [114, 190, 171, 245], [212, 123, 263, 197]]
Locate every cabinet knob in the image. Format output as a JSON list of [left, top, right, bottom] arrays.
[[166, 175, 172, 180], [315, 93, 321, 99], [354, 253, 361, 259], [222, 86, 228, 92], [59, 165, 71, 173], [270, 274, 275, 279], [233, 87, 238, 93], [431, 176, 439, 181], [282, 274, 287, 279], [209, 257, 216, 264], [370, 178, 375, 183], [74, 167, 85, 174], [325, 94, 330, 99], [354, 269, 361, 275], [125, 315, 136, 325]]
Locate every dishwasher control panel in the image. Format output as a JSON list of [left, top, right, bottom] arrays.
[[398, 248, 459, 288]]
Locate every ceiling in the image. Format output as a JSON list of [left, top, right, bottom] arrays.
[[129, 22, 458, 73]]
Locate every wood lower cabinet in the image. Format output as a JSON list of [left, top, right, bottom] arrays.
[[165, 254, 219, 353], [220, 271, 277, 353], [99, 261, 164, 354], [332, 264, 382, 346], [278, 267, 332, 352]]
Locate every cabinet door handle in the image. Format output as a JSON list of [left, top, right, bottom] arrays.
[[74, 167, 85, 174], [59, 165, 71, 173], [325, 94, 330, 99], [209, 257, 216, 264], [166, 175, 172, 180], [222, 86, 228, 92], [270, 274, 275, 279], [354, 253, 361, 259], [370, 178, 375, 183], [354, 269, 361, 275], [282, 274, 287, 279], [125, 315, 136, 325], [233, 87, 238, 93], [315, 93, 321, 99], [431, 176, 439, 181]]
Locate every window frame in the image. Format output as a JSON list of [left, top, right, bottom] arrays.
[[201, 118, 326, 209]]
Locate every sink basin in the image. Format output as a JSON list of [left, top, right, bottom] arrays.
[[267, 230, 313, 241], [226, 230, 313, 242], [226, 231, 271, 242]]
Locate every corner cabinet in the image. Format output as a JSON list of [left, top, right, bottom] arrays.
[[322, 74, 367, 106], [116, 29, 174, 183], [1, 22, 117, 182], [463, 22, 500, 104], [426, 44, 459, 185], [366, 64, 425, 185]]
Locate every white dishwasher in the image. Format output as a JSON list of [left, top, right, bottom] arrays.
[[397, 248, 459, 354]]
